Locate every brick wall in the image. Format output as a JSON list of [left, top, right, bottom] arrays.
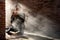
[[0, 1, 5, 40]]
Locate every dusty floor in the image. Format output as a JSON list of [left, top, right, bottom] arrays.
[[6, 31, 54, 40]]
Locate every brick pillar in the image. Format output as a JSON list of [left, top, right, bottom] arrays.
[[0, 1, 5, 40]]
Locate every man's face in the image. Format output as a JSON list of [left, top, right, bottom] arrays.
[[11, 14, 24, 28]]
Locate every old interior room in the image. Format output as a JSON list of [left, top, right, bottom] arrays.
[[2, 0, 60, 40]]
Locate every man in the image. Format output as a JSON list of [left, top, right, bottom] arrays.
[[6, 6, 25, 36]]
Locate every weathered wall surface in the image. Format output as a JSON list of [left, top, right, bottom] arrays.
[[17, 0, 60, 39]]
